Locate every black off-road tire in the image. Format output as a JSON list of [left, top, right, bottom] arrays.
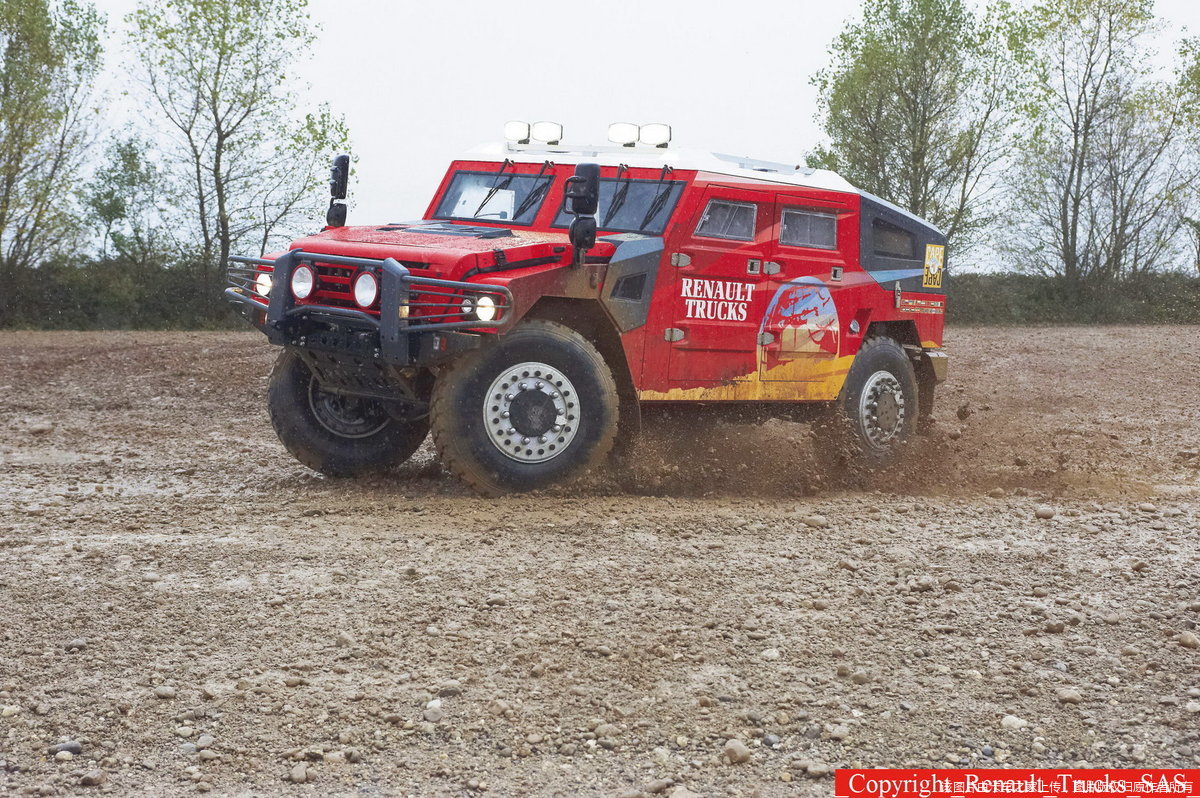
[[815, 336, 919, 467], [267, 349, 429, 477], [430, 320, 619, 495]]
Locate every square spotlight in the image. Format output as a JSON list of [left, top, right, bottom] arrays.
[[503, 120, 530, 143], [639, 123, 672, 147], [530, 121, 563, 144], [607, 122, 639, 147]]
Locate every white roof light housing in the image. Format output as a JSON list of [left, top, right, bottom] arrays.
[[639, 123, 672, 148], [503, 120, 530, 144], [530, 121, 563, 144], [607, 122, 639, 147]]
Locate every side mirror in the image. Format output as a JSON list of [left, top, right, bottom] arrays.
[[564, 163, 599, 261], [564, 162, 599, 216], [326, 202, 347, 228], [329, 154, 350, 200]]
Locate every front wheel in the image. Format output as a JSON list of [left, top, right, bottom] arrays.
[[430, 320, 619, 495], [815, 336, 919, 466], [267, 350, 429, 477]]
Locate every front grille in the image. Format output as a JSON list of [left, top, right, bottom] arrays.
[[312, 261, 363, 312], [308, 261, 431, 317], [306, 261, 482, 327]]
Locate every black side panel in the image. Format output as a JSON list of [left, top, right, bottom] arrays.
[[858, 193, 948, 294], [599, 235, 664, 333]]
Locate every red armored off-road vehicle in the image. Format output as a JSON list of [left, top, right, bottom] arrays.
[[226, 123, 947, 494]]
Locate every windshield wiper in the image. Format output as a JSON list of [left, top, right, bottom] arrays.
[[638, 166, 675, 230], [474, 159, 514, 217], [511, 161, 553, 222], [601, 165, 630, 228]]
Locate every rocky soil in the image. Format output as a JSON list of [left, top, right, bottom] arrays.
[[0, 326, 1197, 797]]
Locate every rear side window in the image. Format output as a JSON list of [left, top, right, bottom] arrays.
[[695, 199, 757, 241], [873, 218, 918, 259], [780, 208, 837, 250]]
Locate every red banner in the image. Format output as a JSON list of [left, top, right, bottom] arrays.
[[835, 770, 1200, 798]]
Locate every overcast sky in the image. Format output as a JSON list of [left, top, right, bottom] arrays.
[[91, 0, 1200, 224]]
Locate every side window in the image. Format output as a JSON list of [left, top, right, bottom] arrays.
[[873, 218, 918, 259], [695, 199, 757, 241], [780, 208, 837, 250]]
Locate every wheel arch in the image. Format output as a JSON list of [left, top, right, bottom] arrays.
[[863, 319, 936, 421], [864, 320, 920, 348], [522, 296, 642, 442]]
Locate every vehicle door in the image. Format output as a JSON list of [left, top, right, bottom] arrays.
[[664, 186, 773, 385], [757, 193, 853, 381]]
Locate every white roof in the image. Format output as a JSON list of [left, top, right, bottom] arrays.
[[466, 141, 857, 194], [463, 141, 941, 234]]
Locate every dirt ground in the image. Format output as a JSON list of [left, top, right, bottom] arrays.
[[0, 326, 1198, 798]]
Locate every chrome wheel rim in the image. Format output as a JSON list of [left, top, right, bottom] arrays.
[[483, 362, 579, 463], [858, 370, 906, 451], [308, 380, 390, 439]]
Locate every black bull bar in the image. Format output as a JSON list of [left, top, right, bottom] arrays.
[[225, 250, 513, 365]]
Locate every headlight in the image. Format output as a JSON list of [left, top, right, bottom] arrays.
[[291, 265, 315, 299], [462, 295, 497, 322], [353, 271, 378, 308], [255, 272, 272, 297], [474, 295, 497, 322]]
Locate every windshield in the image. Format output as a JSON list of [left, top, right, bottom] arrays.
[[434, 169, 555, 226], [553, 178, 685, 235]]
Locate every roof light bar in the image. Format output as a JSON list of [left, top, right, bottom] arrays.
[[506, 121, 674, 150]]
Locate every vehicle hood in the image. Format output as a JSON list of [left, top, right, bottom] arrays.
[[288, 221, 574, 280]]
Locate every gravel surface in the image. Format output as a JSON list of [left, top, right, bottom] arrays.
[[0, 327, 1197, 796]]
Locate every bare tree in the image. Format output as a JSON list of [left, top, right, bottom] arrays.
[[0, 0, 102, 323], [1006, 0, 1194, 290], [128, 0, 349, 304]]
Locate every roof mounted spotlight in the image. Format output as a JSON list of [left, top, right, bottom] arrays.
[[607, 122, 639, 148], [530, 121, 563, 145], [503, 120, 531, 144], [639, 123, 672, 148]]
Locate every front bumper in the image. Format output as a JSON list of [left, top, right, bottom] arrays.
[[225, 249, 513, 367]]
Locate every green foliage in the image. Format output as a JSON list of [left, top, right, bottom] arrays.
[[2, 258, 241, 329], [85, 136, 172, 264], [946, 271, 1200, 324]]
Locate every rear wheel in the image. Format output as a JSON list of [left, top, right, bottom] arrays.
[[430, 320, 619, 495], [816, 336, 918, 466], [268, 350, 429, 477]]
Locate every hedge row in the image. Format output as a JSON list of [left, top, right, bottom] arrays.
[[3, 262, 1199, 330]]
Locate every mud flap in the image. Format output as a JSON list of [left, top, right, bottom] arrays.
[[915, 349, 947, 431]]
